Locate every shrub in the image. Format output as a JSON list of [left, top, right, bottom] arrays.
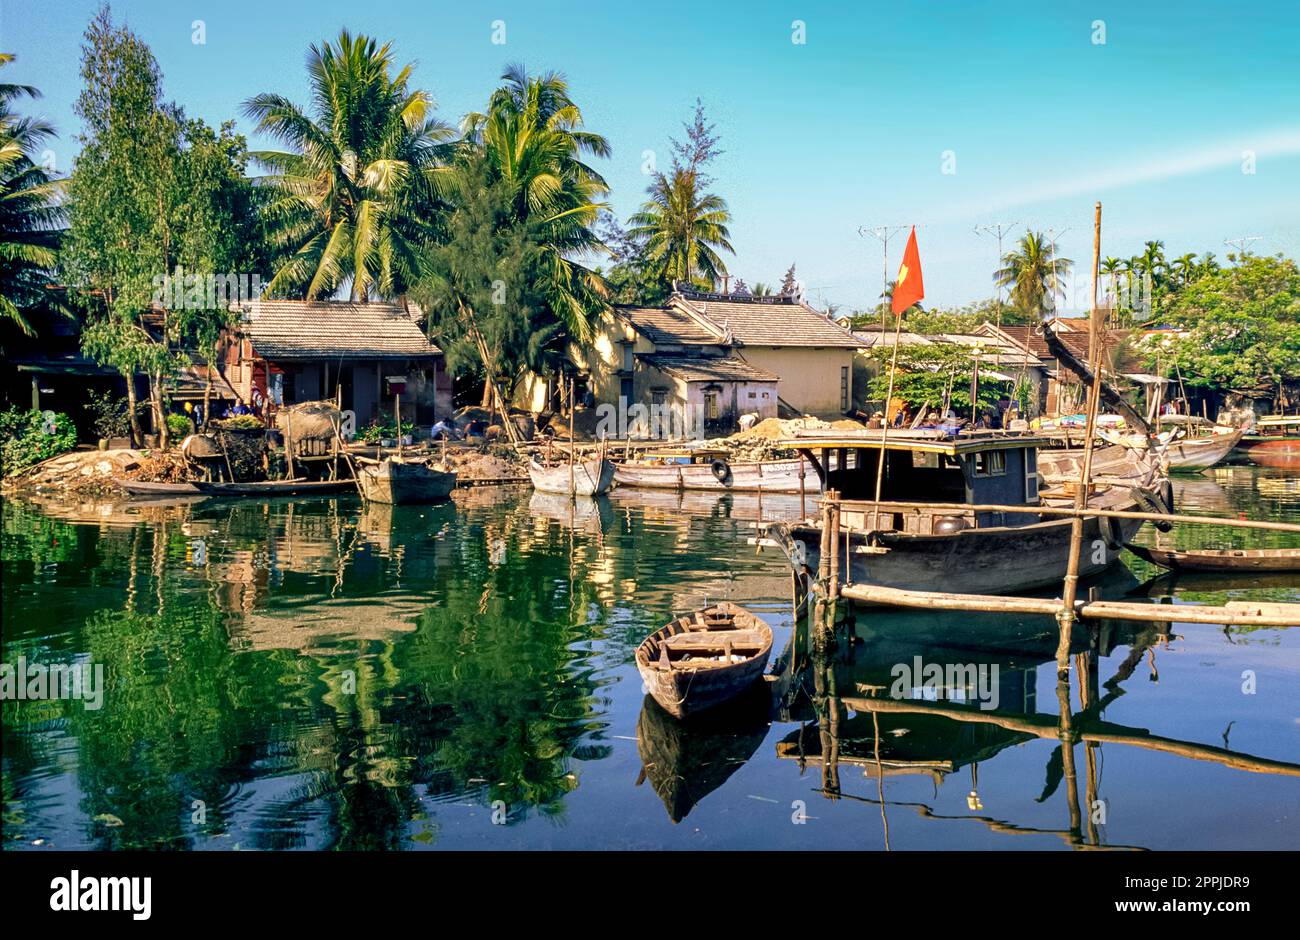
[[166, 413, 193, 438], [1, 408, 79, 476], [85, 391, 133, 440]]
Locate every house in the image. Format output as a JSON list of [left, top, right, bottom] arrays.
[[977, 319, 1138, 417], [218, 300, 452, 429], [561, 290, 865, 434]]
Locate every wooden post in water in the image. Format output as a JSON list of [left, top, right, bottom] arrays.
[[568, 377, 576, 498], [1057, 202, 1104, 676], [285, 412, 295, 481], [395, 391, 403, 460]]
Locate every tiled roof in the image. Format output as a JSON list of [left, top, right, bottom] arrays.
[[640, 354, 779, 383], [615, 304, 722, 345], [239, 300, 441, 359], [675, 295, 866, 348]]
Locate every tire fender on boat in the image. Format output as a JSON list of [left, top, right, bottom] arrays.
[[711, 459, 732, 484]]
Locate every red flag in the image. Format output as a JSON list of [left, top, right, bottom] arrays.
[[891, 226, 924, 315]]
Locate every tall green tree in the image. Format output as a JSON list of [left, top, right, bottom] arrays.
[[0, 54, 64, 335], [457, 64, 611, 342], [243, 30, 453, 301], [419, 66, 611, 407], [63, 8, 265, 447], [993, 230, 1073, 322], [628, 102, 732, 293], [1147, 253, 1300, 407]]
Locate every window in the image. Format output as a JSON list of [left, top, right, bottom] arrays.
[[973, 449, 1006, 477], [620, 377, 634, 404], [704, 391, 720, 420], [840, 366, 850, 411], [621, 344, 634, 371], [650, 388, 667, 407], [748, 390, 757, 399]]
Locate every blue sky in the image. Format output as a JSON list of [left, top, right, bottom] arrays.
[[4, 0, 1299, 311]]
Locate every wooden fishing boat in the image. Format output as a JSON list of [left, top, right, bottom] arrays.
[[192, 478, 357, 497], [615, 449, 807, 493], [1164, 427, 1245, 471], [1126, 543, 1300, 572], [121, 480, 202, 497], [1039, 442, 1164, 487], [758, 433, 1169, 596], [635, 602, 774, 719], [1238, 417, 1300, 463], [528, 456, 615, 496], [356, 457, 456, 504]]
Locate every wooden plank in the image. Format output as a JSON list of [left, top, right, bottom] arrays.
[[839, 583, 1300, 627], [660, 630, 767, 649]]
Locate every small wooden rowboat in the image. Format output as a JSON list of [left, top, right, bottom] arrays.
[[635, 602, 773, 719], [528, 456, 615, 496], [121, 480, 202, 497], [356, 457, 456, 504], [1126, 543, 1300, 572], [192, 478, 357, 497]]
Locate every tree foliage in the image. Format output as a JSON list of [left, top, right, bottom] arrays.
[[1142, 253, 1300, 398]]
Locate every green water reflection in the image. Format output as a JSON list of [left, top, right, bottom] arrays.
[[2, 470, 1297, 850]]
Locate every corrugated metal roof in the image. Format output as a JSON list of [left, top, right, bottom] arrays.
[[240, 300, 441, 359]]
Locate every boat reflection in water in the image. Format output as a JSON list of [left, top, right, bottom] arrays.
[[636, 682, 770, 823]]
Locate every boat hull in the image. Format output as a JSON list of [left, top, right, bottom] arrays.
[[121, 480, 202, 497], [358, 460, 456, 504], [635, 603, 773, 719], [774, 510, 1146, 596], [1165, 429, 1244, 471], [528, 457, 615, 496], [614, 458, 808, 493], [1126, 544, 1300, 572], [191, 479, 357, 497]]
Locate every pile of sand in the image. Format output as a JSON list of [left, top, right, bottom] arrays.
[[4, 448, 146, 495]]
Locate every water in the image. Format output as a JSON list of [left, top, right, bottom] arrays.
[[2, 468, 1297, 850]]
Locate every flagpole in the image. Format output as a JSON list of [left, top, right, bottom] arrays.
[[870, 310, 906, 537]]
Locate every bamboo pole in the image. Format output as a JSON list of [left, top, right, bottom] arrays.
[[1057, 202, 1104, 674], [821, 496, 1300, 535], [395, 391, 402, 460], [838, 582, 1300, 627], [870, 313, 906, 535]]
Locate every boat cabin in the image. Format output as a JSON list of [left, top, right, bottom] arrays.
[[783, 432, 1048, 532]]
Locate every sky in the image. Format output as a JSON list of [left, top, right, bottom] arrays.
[[4, 0, 1299, 313]]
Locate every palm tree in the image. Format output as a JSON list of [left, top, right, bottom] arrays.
[[243, 30, 453, 301], [456, 65, 611, 341], [0, 54, 63, 335], [993, 231, 1073, 322], [751, 281, 772, 297], [1170, 252, 1198, 285], [1099, 256, 1124, 311], [1140, 240, 1167, 285], [629, 165, 732, 292]]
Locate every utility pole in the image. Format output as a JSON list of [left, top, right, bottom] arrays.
[[1224, 235, 1263, 261], [974, 222, 1018, 329], [1044, 225, 1071, 323], [859, 225, 907, 329]]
